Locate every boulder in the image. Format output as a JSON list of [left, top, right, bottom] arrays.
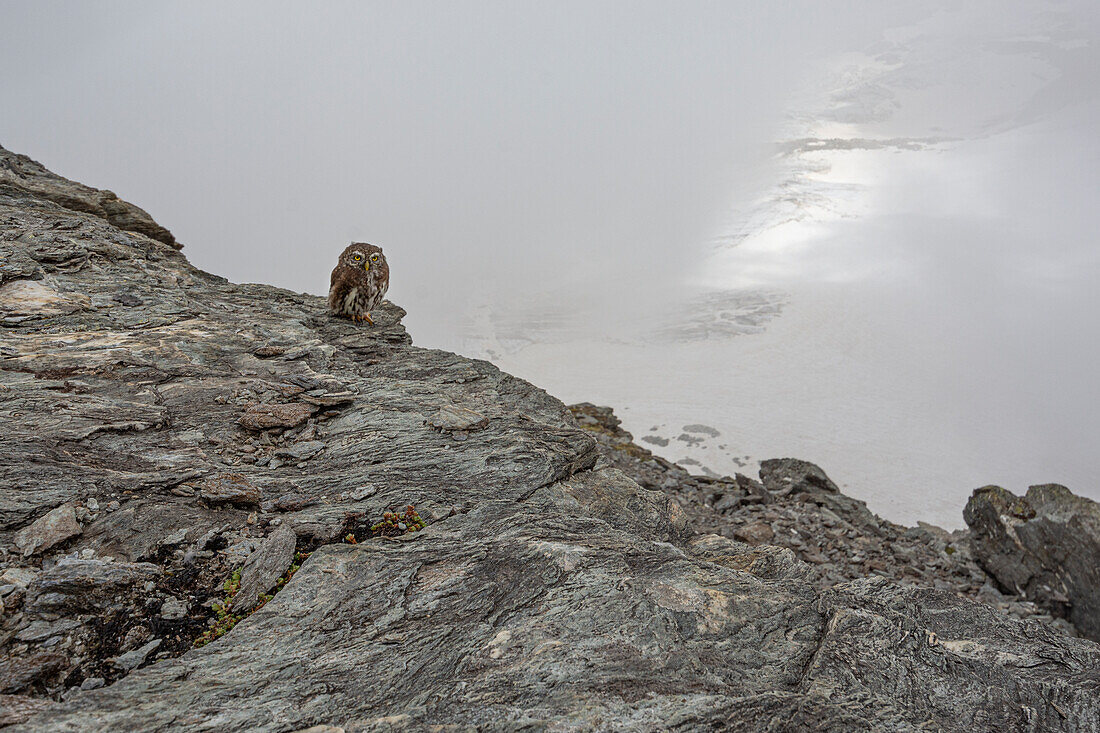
[[13, 504, 82, 557], [964, 483, 1100, 641], [759, 458, 840, 496]]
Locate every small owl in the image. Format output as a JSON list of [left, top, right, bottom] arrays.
[[328, 242, 390, 325]]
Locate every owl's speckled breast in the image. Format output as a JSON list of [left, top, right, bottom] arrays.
[[341, 287, 360, 312], [327, 245, 390, 319]]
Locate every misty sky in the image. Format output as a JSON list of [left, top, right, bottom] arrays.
[[2, 0, 931, 339], [3, 1, 1098, 524]]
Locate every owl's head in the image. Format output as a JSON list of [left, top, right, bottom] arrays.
[[340, 242, 387, 273]]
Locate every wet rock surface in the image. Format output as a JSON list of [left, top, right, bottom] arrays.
[[1, 146, 1098, 731]]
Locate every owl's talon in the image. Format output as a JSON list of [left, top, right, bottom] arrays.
[[364, 312, 374, 325]]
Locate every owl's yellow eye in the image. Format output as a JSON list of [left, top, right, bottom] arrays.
[[370, 254, 380, 263], [353, 254, 362, 261]]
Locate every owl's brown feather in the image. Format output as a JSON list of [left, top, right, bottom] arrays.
[[328, 242, 390, 323]]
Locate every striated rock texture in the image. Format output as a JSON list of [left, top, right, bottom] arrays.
[[0, 146, 1098, 731], [965, 484, 1100, 642]]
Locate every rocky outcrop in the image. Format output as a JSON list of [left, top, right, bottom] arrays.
[[0, 145, 176, 248], [965, 484, 1100, 641], [569, 403, 1080, 633], [1, 147, 1098, 731]]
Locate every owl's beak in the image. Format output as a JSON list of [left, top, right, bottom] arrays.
[[363, 262, 370, 272]]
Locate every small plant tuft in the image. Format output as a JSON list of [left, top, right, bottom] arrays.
[[343, 505, 426, 543], [194, 570, 243, 647], [370, 505, 426, 535], [194, 552, 311, 648]]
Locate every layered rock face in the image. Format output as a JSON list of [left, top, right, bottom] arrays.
[[1, 145, 1099, 731]]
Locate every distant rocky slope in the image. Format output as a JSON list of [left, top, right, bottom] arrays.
[[1, 145, 1098, 731], [568, 405, 1096, 639]]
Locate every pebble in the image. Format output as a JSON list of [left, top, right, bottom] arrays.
[[110, 638, 162, 671], [349, 485, 378, 500], [160, 597, 189, 620]]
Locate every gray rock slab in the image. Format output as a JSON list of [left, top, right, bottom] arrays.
[[238, 403, 317, 431], [0, 694, 55, 727], [426, 404, 489, 432], [14, 619, 84, 643], [19, 500, 1100, 731], [273, 440, 326, 462], [109, 639, 162, 672], [0, 567, 39, 589], [27, 558, 160, 613], [13, 504, 81, 556], [231, 526, 297, 612], [199, 475, 262, 507]]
